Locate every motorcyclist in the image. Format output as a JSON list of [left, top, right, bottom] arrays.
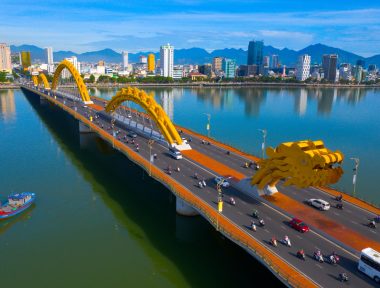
[[297, 249, 305, 259], [336, 194, 343, 201], [270, 237, 277, 247], [194, 173, 199, 179], [369, 220, 377, 228], [253, 209, 259, 218], [339, 272, 348, 282], [251, 221, 256, 231], [176, 166, 181, 172], [230, 197, 236, 205], [244, 162, 249, 168], [226, 150, 230, 155], [198, 181, 203, 188], [283, 235, 291, 246], [259, 218, 265, 226], [314, 250, 323, 262], [202, 179, 207, 187]]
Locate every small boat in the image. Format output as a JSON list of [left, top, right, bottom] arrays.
[[0, 192, 36, 219]]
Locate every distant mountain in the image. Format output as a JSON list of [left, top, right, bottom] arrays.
[[10, 43, 380, 67]]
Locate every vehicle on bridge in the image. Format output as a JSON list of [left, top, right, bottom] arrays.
[[289, 218, 310, 233], [359, 248, 380, 283], [168, 147, 182, 160], [306, 198, 331, 211]]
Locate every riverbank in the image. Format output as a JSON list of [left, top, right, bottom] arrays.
[[86, 82, 380, 88], [0, 84, 19, 89]]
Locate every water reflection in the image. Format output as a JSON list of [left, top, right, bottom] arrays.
[[0, 89, 16, 121]]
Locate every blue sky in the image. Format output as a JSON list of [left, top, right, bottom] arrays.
[[1, 0, 380, 56]]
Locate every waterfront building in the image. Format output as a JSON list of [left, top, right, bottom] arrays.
[[271, 55, 279, 68], [322, 54, 338, 82], [263, 56, 270, 67], [247, 40, 263, 65], [296, 54, 311, 81], [353, 65, 363, 83], [356, 59, 365, 68], [212, 57, 223, 72], [222, 58, 237, 78], [199, 64, 212, 77], [20, 51, 31, 71], [160, 43, 174, 78], [188, 71, 208, 81], [339, 63, 352, 81], [237, 65, 248, 77], [0, 43, 12, 72], [368, 64, 377, 73], [122, 51, 128, 70], [147, 54, 155, 72], [172, 65, 183, 79], [139, 55, 147, 64]]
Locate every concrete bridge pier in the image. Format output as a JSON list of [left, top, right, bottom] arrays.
[[176, 197, 199, 216], [79, 121, 92, 133]]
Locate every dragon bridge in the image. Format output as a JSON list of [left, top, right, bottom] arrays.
[[251, 140, 344, 194]]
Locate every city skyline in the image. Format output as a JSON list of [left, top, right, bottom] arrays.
[[1, 1, 380, 56]]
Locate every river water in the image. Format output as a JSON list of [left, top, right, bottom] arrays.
[[0, 86, 379, 287]]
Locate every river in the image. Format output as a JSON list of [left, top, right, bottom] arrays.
[[1, 86, 379, 287]]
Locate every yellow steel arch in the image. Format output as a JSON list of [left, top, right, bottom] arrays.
[[51, 59, 92, 103], [105, 87, 183, 145], [32, 74, 51, 89], [32, 75, 38, 86]]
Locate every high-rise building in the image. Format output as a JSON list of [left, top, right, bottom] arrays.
[[263, 56, 270, 67], [296, 54, 311, 81], [122, 51, 128, 70], [271, 55, 279, 68], [339, 63, 352, 80], [356, 59, 365, 68], [353, 66, 363, 83], [139, 55, 147, 64], [199, 64, 212, 77], [368, 64, 377, 73], [212, 57, 223, 72], [20, 51, 31, 70], [160, 43, 174, 78], [222, 58, 237, 78], [147, 54, 155, 72], [322, 54, 338, 82], [247, 40, 263, 65], [44, 47, 54, 73], [0, 43, 12, 72]]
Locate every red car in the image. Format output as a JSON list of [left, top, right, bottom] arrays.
[[289, 218, 310, 233]]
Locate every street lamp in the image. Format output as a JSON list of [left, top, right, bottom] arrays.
[[111, 118, 116, 148], [148, 139, 155, 176], [350, 157, 359, 197], [204, 113, 211, 138], [258, 129, 267, 159]]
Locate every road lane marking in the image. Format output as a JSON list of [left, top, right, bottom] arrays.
[[333, 212, 340, 216], [316, 264, 323, 269], [350, 220, 358, 225], [237, 211, 243, 215], [280, 226, 286, 230], [296, 235, 303, 240], [264, 229, 270, 233]]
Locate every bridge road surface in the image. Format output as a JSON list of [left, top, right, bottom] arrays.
[[89, 95, 380, 246], [177, 129, 380, 245], [29, 87, 377, 287]]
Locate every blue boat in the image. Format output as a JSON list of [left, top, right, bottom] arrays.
[[0, 192, 36, 219]]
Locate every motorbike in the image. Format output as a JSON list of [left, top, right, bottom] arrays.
[[335, 195, 343, 202], [252, 210, 259, 219], [194, 173, 199, 180], [258, 219, 265, 227], [198, 182, 203, 188], [270, 238, 278, 247], [314, 252, 324, 263], [339, 273, 349, 282], [336, 203, 343, 209], [280, 238, 292, 247], [368, 222, 377, 229], [297, 251, 306, 260], [230, 197, 236, 205], [251, 223, 257, 232], [202, 180, 207, 187]]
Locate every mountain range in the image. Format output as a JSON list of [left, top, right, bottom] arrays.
[[10, 43, 380, 67]]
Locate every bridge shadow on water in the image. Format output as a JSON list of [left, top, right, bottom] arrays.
[[23, 90, 284, 288]]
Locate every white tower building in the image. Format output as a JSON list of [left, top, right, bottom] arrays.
[[44, 47, 54, 73], [296, 54, 311, 81], [122, 51, 128, 70], [160, 43, 174, 78], [0, 43, 12, 72]]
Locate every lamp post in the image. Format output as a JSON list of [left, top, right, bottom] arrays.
[[111, 118, 116, 148], [350, 157, 359, 197], [258, 129, 267, 159], [148, 139, 155, 176], [204, 113, 211, 138]]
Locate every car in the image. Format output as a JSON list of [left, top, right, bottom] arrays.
[[168, 147, 182, 160], [289, 218, 310, 233], [128, 131, 137, 138], [214, 176, 230, 188], [306, 198, 330, 211]]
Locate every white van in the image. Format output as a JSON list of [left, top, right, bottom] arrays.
[[168, 147, 182, 160]]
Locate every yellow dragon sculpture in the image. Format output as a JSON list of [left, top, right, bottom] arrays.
[[251, 140, 344, 190]]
